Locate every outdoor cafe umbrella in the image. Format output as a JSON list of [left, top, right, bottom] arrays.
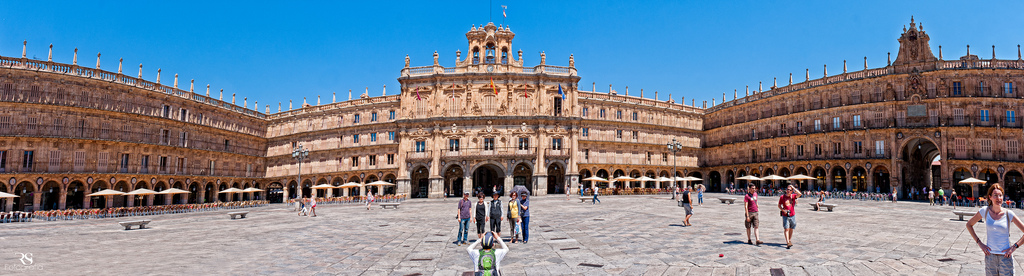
[[86, 189, 126, 197], [582, 176, 608, 190], [242, 187, 265, 193], [337, 182, 362, 189], [365, 180, 396, 186], [125, 188, 158, 196], [761, 175, 788, 189], [636, 176, 656, 188], [613, 176, 636, 188], [157, 188, 190, 194], [0, 191, 19, 198], [736, 175, 763, 188], [786, 174, 817, 189], [218, 188, 244, 194], [311, 184, 335, 189], [959, 177, 987, 184]]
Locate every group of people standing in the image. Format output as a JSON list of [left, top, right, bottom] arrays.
[[742, 184, 802, 249], [456, 191, 531, 245]]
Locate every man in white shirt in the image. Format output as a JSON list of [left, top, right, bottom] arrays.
[[467, 232, 508, 275]]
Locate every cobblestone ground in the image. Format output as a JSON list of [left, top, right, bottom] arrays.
[[0, 193, 1018, 275]]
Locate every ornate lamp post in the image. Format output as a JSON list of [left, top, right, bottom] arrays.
[[667, 138, 683, 190], [292, 144, 309, 199]]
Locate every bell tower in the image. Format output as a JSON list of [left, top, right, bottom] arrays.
[[459, 22, 519, 67], [893, 17, 937, 66]]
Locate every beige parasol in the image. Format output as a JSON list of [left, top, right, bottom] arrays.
[[125, 188, 158, 195], [157, 188, 191, 194], [311, 184, 335, 189], [365, 180, 396, 186], [86, 189, 126, 197], [0, 191, 19, 198], [218, 187, 244, 194], [959, 177, 987, 184], [242, 187, 265, 193]]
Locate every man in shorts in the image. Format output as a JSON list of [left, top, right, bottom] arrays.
[[744, 184, 763, 245], [779, 185, 801, 249], [682, 186, 693, 226]]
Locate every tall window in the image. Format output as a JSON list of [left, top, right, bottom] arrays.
[[23, 150, 34, 170], [353, 114, 360, 124], [1008, 111, 1017, 123], [797, 145, 804, 156], [449, 139, 460, 151], [368, 155, 377, 166], [553, 97, 562, 116], [415, 141, 426, 152], [351, 156, 359, 167], [616, 130, 623, 140], [954, 138, 967, 159], [371, 112, 377, 122], [162, 105, 171, 118], [552, 138, 563, 150], [370, 133, 377, 142], [389, 110, 396, 120], [179, 108, 188, 121], [483, 138, 495, 151], [582, 128, 589, 137], [852, 115, 861, 127], [832, 117, 841, 129], [119, 153, 129, 170], [159, 156, 168, 172], [765, 148, 772, 160], [180, 132, 189, 147], [0, 150, 6, 172], [388, 131, 395, 141], [814, 144, 822, 156], [632, 112, 638, 121], [140, 155, 150, 173], [387, 154, 395, 165], [875, 140, 885, 156], [518, 137, 530, 150], [1005, 82, 1014, 94], [832, 142, 842, 155], [814, 119, 821, 131], [780, 146, 787, 158], [631, 131, 638, 140], [161, 129, 170, 145], [353, 134, 360, 144], [582, 107, 588, 117], [616, 110, 622, 120], [953, 81, 962, 95], [224, 140, 230, 151], [854, 141, 863, 154], [980, 109, 990, 122], [599, 109, 606, 118]]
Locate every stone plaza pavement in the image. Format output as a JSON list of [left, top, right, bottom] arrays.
[[0, 193, 1017, 275]]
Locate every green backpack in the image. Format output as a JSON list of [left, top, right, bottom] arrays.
[[477, 249, 497, 275]]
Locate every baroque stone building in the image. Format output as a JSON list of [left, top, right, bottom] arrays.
[[1, 19, 1021, 211]]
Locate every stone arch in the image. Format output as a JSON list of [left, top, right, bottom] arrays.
[[708, 171, 722, 192], [644, 170, 657, 188], [978, 168, 1000, 199], [511, 162, 532, 194], [725, 170, 735, 189], [204, 182, 216, 203], [1005, 170, 1024, 203], [579, 169, 593, 190], [410, 165, 430, 198], [444, 164, 465, 198], [811, 167, 827, 191], [301, 179, 313, 198], [830, 166, 847, 191], [851, 166, 868, 192], [267, 182, 284, 203], [39, 180, 60, 211], [547, 162, 566, 194], [13, 181, 34, 211], [153, 181, 169, 206], [953, 167, 972, 199], [595, 169, 610, 189], [873, 165, 891, 193], [89, 180, 110, 209], [365, 174, 381, 195]]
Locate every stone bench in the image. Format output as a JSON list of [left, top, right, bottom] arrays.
[[954, 210, 979, 221], [718, 197, 737, 204], [228, 211, 249, 219], [118, 220, 151, 230], [380, 202, 401, 209], [809, 202, 838, 212], [579, 197, 594, 203]]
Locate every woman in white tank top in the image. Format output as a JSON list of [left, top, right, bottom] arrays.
[[967, 184, 1024, 275]]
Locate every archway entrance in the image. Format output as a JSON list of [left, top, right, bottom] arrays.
[[901, 138, 940, 198], [512, 163, 531, 195], [444, 165, 464, 198], [473, 164, 505, 197], [114, 181, 130, 207], [411, 166, 430, 198], [13, 182, 34, 211], [547, 163, 565, 194], [596, 169, 610, 189], [66, 181, 86, 209], [831, 167, 847, 191], [90, 181, 109, 209], [287, 181, 298, 200], [851, 167, 867, 192], [873, 166, 891, 193], [204, 183, 215, 203], [1006, 171, 1024, 204], [188, 183, 199, 203], [953, 168, 972, 199], [979, 168, 999, 200], [709, 171, 721, 192], [812, 168, 826, 191], [41, 181, 60, 210], [267, 183, 284, 203]]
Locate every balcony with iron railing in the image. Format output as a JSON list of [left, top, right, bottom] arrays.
[[2, 161, 260, 177], [0, 123, 265, 156], [438, 147, 537, 159], [947, 150, 1024, 163], [704, 148, 892, 167]]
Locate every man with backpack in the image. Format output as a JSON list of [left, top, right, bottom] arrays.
[[467, 231, 508, 276]]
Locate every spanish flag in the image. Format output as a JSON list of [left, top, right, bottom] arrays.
[[415, 86, 421, 101], [490, 78, 498, 95]]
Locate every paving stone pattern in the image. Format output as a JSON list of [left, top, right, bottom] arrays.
[[0, 193, 1019, 275]]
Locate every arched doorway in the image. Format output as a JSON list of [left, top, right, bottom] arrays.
[[188, 183, 200, 204], [172, 181, 185, 204], [383, 174, 397, 195], [1006, 171, 1024, 204], [628, 170, 642, 189], [812, 168, 826, 191], [512, 163, 531, 195], [218, 183, 229, 202], [267, 183, 284, 203], [708, 171, 722, 192], [547, 163, 565, 194], [644, 170, 656, 189], [851, 167, 867, 192], [725, 170, 735, 190], [778, 168, 791, 188], [287, 181, 298, 200], [90, 181, 109, 209], [444, 165, 465, 198], [153, 182, 168, 206], [365, 175, 380, 195], [979, 168, 999, 200], [315, 178, 328, 198], [41, 181, 60, 210], [901, 138, 940, 198], [114, 181, 131, 207], [66, 181, 86, 209], [793, 167, 808, 190], [831, 167, 847, 191], [472, 164, 505, 197], [411, 166, 430, 198], [736, 170, 748, 189], [688, 172, 703, 189], [204, 183, 215, 203], [301, 179, 312, 199], [347, 176, 362, 197], [953, 167, 972, 199], [873, 166, 891, 193], [596, 169, 610, 189], [13, 182, 34, 211], [579, 169, 593, 190]]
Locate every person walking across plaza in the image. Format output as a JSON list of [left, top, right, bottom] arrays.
[[565, 184, 571, 201], [697, 184, 705, 206], [744, 184, 763, 245], [966, 184, 1024, 275], [366, 192, 375, 210], [297, 198, 308, 216], [929, 188, 935, 206], [309, 196, 317, 217], [456, 192, 472, 245], [489, 193, 503, 239], [939, 188, 945, 205], [592, 186, 601, 204], [467, 231, 509, 276], [473, 194, 489, 241], [682, 186, 694, 226], [779, 184, 802, 249], [520, 192, 531, 244], [508, 192, 522, 243], [952, 190, 958, 209]]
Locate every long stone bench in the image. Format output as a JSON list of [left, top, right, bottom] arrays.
[[118, 220, 151, 230], [954, 210, 980, 221], [718, 197, 737, 204], [579, 197, 595, 203], [380, 202, 401, 209], [228, 211, 249, 219], [809, 202, 838, 212]]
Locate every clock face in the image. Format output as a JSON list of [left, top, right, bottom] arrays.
[[487, 65, 494, 72]]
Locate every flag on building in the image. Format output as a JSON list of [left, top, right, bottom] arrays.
[[415, 86, 421, 101], [490, 78, 498, 95], [502, 5, 507, 18], [558, 84, 565, 100]]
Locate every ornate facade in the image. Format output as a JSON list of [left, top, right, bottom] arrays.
[[1, 19, 1022, 211]]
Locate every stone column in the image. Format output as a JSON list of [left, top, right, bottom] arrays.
[[464, 176, 472, 197], [58, 190, 67, 210], [504, 174, 514, 195], [165, 194, 173, 205], [326, 188, 333, 198], [533, 175, 547, 196], [281, 187, 289, 201], [5, 198, 13, 212], [146, 195, 154, 206], [866, 172, 874, 193], [126, 195, 134, 207], [430, 177, 443, 198], [82, 196, 90, 209], [105, 196, 113, 208], [396, 179, 410, 197]]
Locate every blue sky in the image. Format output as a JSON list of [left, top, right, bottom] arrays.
[[2, 1, 1023, 112]]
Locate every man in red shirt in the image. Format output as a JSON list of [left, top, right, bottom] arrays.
[[778, 185, 802, 249]]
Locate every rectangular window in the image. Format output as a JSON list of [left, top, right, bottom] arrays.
[[584, 149, 590, 160], [765, 148, 772, 160], [1009, 111, 1017, 123], [631, 131, 638, 140], [980, 109, 990, 122], [483, 138, 495, 151], [22, 150, 34, 170], [351, 156, 359, 167], [120, 153, 129, 170], [780, 146, 788, 158], [832, 117, 840, 129], [47, 150, 60, 172], [833, 142, 841, 155], [209, 160, 215, 175], [368, 155, 377, 166], [162, 105, 171, 118], [388, 131, 395, 141], [981, 139, 993, 153], [814, 119, 821, 131], [632, 112, 638, 121], [582, 128, 589, 137], [180, 132, 188, 147], [616, 130, 623, 140], [140, 155, 150, 173], [389, 110, 396, 120], [854, 141, 863, 154], [179, 108, 188, 121], [953, 81, 962, 95], [353, 134, 359, 144], [371, 112, 377, 122], [1009, 141, 1020, 159], [616, 110, 622, 120], [797, 145, 804, 156], [224, 140, 230, 151], [161, 129, 170, 145], [353, 114, 360, 124], [370, 133, 377, 142], [582, 107, 588, 117], [0, 150, 5, 172], [795, 121, 803, 132], [159, 156, 168, 172], [415, 141, 426, 152], [449, 139, 460, 151], [387, 153, 395, 165], [177, 157, 186, 174], [875, 140, 885, 156], [662, 152, 668, 162], [1005, 82, 1014, 94], [600, 109, 606, 118], [853, 115, 861, 127], [814, 144, 822, 156], [553, 97, 562, 116], [552, 138, 563, 150], [518, 137, 530, 150]]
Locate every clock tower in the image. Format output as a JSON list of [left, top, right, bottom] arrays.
[[457, 22, 522, 69]]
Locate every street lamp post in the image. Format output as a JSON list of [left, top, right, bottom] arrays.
[[292, 144, 309, 199], [667, 138, 683, 191]]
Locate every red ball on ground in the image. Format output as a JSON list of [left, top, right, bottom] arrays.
[[719, 254, 724, 257]]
